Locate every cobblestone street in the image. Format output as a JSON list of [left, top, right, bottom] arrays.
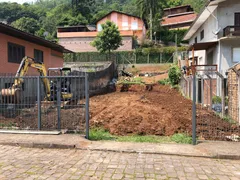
[[0, 145, 239, 180]]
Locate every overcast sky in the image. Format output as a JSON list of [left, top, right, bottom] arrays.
[[0, 0, 36, 4]]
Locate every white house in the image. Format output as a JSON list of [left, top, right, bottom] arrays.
[[183, 0, 240, 97]]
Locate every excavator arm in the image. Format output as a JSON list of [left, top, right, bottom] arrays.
[[1, 56, 51, 102]]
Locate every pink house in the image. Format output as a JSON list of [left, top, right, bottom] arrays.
[[57, 11, 147, 52]]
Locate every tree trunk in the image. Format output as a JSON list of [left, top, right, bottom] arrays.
[[150, 7, 153, 41]]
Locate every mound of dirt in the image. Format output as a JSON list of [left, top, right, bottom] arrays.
[[90, 84, 240, 140]]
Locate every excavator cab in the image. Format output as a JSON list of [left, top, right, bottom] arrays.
[[48, 67, 72, 101]]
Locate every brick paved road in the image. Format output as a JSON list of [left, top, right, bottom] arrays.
[[0, 145, 239, 180]]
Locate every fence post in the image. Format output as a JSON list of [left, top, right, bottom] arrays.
[[57, 79, 61, 131], [147, 53, 150, 64], [192, 48, 197, 145], [201, 78, 204, 105], [85, 73, 90, 139], [37, 76, 41, 130], [209, 77, 213, 111], [135, 53, 137, 64], [192, 74, 197, 145]]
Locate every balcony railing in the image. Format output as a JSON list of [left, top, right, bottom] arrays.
[[223, 26, 240, 37]]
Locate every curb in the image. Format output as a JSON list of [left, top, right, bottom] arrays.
[[1, 142, 240, 160], [0, 142, 76, 149]]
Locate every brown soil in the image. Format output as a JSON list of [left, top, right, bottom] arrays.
[[90, 84, 240, 140], [0, 105, 85, 131]]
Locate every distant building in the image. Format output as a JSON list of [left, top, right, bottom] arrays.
[[161, 5, 197, 30], [57, 11, 147, 52], [0, 22, 71, 75]]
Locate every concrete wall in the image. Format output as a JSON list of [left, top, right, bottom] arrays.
[[59, 36, 133, 53], [0, 33, 64, 75], [217, 0, 240, 38]]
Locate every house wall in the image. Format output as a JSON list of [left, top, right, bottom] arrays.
[[217, 0, 240, 38], [59, 36, 133, 53], [97, 12, 146, 40], [188, 9, 218, 66], [0, 33, 63, 75]]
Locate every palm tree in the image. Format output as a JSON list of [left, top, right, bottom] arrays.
[[137, 0, 159, 41]]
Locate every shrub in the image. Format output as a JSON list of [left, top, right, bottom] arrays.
[[212, 96, 222, 104], [168, 65, 181, 86], [158, 78, 170, 85]]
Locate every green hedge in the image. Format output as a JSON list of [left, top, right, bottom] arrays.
[[64, 46, 188, 64]]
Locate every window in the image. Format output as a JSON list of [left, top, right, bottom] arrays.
[[233, 47, 240, 62], [200, 30, 204, 40], [131, 22, 138, 30], [122, 22, 129, 30], [195, 37, 197, 43], [97, 24, 102, 31], [8, 42, 25, 63], [34, 49, 44, 63]]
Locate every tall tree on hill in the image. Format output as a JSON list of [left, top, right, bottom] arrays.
[[137, 0, 160, 41]]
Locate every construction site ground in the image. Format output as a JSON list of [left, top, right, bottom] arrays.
[[90, 64, 240, 141]]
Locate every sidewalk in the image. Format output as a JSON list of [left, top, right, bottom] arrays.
[[0, 133, 240, 160]]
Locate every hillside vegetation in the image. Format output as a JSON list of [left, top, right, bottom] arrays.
[[0, 0, 206, 41]]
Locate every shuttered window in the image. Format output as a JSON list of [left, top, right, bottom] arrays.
[[8, 42, 25, 63], [34, 49, 44, 63]]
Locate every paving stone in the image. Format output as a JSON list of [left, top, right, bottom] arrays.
[[0, 145, 237, 180], [112, 173, 124, 179]]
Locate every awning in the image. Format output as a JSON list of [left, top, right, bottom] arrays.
[[188, 41, 218, 51]]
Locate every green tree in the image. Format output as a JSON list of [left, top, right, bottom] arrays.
[[137, 0, 163, 41], [182, 0, 207, 13], [11, 17, 40, 34], [91, 21, 122, 55]]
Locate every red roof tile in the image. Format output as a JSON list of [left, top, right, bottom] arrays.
[[161, 13, 197, 26]]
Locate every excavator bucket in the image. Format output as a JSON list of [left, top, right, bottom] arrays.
[[1, 88, 21, 104]]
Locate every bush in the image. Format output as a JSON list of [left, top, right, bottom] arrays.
[[168, 65, 181, 86], [212, 96, 222, 104], [158, 78, 170, 85]]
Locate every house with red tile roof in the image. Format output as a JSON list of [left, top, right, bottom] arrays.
[[161, 5, 197, 30]]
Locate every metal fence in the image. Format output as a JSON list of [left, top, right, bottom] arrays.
[[181, 72, 240, 142], [64, 52, 174, 64], [0, 74, 89, 137]]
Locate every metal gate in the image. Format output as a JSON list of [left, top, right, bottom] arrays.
[[0, 74, 89, 137]]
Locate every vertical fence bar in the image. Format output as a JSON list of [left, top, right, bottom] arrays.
[[201, 78, 204, 105], [209, 77, 213, 111], [37, 76, 41, 130], [192, 48, 197, 145], [192, 75, 197, 145], [57, 78, 61, 130], [85, 73, 89, 139], [221, 77, 225, 117]]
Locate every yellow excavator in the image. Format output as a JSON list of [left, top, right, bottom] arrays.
[[1, 56, 73, 104]]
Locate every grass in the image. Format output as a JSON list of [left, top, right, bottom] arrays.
[[158, 78, 170, 85], [89, 128, 193, 144], [215, 113, 237, 125], [120, 77, 144, 85], [0, 122, 16, 128]]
